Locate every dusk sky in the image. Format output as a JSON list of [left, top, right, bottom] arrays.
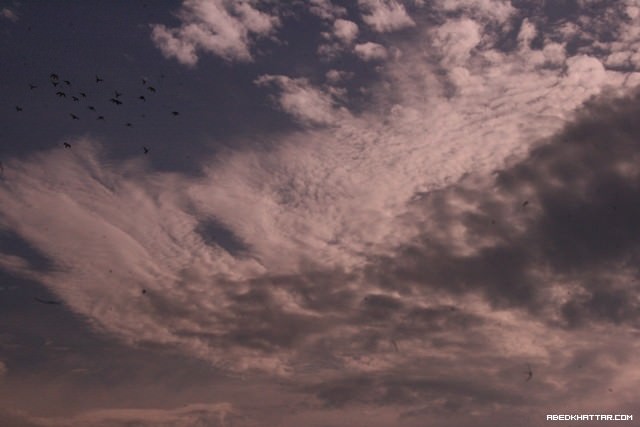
[[2, 1, 640, 426]]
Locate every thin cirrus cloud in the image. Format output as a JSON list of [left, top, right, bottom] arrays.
[[150, 0, 280, 65], [4, 0, 640, 425]]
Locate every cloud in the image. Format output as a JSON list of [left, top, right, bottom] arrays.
[[354, 41, 388, 61], [21, 403, 238, 427], [325, 69, 353, 84], [308, 0, 347, 21], [332, 19, 359, 45], [438, 0, 515, 23], [430, 18, 481, 67], [358, 0, 415, 33], [151, 0, 280, 65], [254, 74, 347, 125], [6, 2, 640, 424], [1, 7, 18, 22], [316, 18, 359, 60]]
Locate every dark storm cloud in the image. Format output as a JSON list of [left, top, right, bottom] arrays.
[[365, 88, 640, 328]]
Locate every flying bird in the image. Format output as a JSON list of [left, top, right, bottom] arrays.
[[70, 113, 79, 120], [51, 81, 59, 87], [109, 98, 122, 105], [125, 122, 132, 127], [522, 200, 529, 207], [34, 297, 61, 305], [72, 96, 79, 102], [114, 90, 122, 98], [143, 146, 149, 154], [63, 80, 71, 86], [142, 78, 147, 85], [95, 75, 103, 83], [141, 289, 147, 294], [525, 364, 533, 382], [171, 111, 179, 116], [79, 92, 87, 98], [56, 91, 66, 97], [97, 116, 105, 120], [138, 95, 146, 102], [50, 73, 59, 80], [147, 86, 156, 93], [88, 105, 96, 111], [29, 83, 37, 89], [63, 142, 71, 148], [15, 106, 22, 112]]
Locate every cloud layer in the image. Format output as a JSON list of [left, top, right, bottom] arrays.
[[5, 0, 640, 425], [151, 0, 280, 65]]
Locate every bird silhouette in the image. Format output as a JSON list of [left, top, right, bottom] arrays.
[[51, 81, 59, 87], [525, 364, 533, 382], [142, 289, 147, 294], [29, 83, 37, 90], [50, 73, 59, 80], [70, 113, 79, 120], [97, 115, 105, 120], [63, 80, 71, 86], [114, 90, 122, 98], [15, 106, 23, 112], [109, 98, 123, 105], [63, 142, 71, 148], [142, 78, 147, 85], [522, 201, 529, 207], [88, 106, 96, 111], [125, 122, 132, 127], [139, 95, 146, 102], [72, 96, 79, 102], [95, 75, 103, 83], [143, 146, 149, 154], [56, 91, 66, 97], [79, 92, 87, 98], [147, 86, 156, 93], [34, 297, 61, 305], [171, 111, 179, 116]]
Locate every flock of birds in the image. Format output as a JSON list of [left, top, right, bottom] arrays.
[[14, 72, 182, 154]]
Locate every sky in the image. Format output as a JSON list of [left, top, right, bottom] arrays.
[[1, 0, 640, 426]]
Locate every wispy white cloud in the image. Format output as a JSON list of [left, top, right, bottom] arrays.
[[354, 41, 388, 61], [433, 0, 515, 24], [254, 74, 347, 125], [151, 0, 279, 65], [325, 69, 353, 84], [358, 0, 415, 33], [1, 7, 18, 22], [308, 0, 347, 21]]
